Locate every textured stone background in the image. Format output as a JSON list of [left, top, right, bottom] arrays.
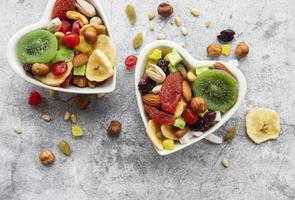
[[1, 0, 295, 199]]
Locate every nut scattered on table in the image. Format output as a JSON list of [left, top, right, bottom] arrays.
[[39, 150, 55, 166], [70, 114, 77, 123], [181, 27, 188, 36], [191, 8, 200, 16], [221, 159, 229, 168], [235, 42, 249, 59], [175, 17, 181, 27], [191, 97, 207, 113], [74, 95, 91, 110], [41, 114, 51, 122], [148, 23, 155, 31], [97, 93, 105, 99], [207, 43, 222, 58], [148, 11, 156, 20], [205, 21, 212, 28], [157, 2, 174, 17], [14, 127, 22, 134], [107, 121, 122, 137], [64, 112, 70, 121], [48, 89, 56, 97], [157, 33, 166, 40], [224, 127, 237, 141]]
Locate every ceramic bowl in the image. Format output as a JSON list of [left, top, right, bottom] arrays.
[[135, 40, 247, 156], [7, 0, 116, 94]]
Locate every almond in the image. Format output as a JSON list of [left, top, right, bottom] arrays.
[[191, 97, 207, 113], [175, 127, 189, 138], [142, 94, 160, 107], [182, 80, 192, 102], [213, 62, 235, 78], [73, 53, 88, 67]]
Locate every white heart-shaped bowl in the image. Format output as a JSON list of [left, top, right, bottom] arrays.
[[135, 40, 247, 156], [7, 0, 116, 94]]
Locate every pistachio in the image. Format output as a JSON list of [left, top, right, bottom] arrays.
[[224, 127, 237, 141], [59, 140, 72, 156], [47, 18, 62, 33], [145, 64, 166, 83], [75, 0, 96, 17], [152, 85, 162, 94], [125, 4, 136, 25], [221, 159, 229, 168]]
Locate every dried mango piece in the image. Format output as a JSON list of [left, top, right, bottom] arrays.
[[221, 44, 231, 56], [72, 124, 84, 137]]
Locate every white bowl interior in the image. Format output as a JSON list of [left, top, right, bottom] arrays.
[[135, 40, 247, 156], [7, 0, 116, 94]]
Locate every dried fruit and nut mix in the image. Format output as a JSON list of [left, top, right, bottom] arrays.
[[139, 49, 239, 151], [17, 0, 117, 89]]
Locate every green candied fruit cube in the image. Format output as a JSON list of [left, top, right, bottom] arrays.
[[149, 48, 162, 60], [73, 65, 86, 76], [168, 62, 178, 73], [174, 116, 186, 129], [165, 49, 183, 67], [52, 45, 74, 63]]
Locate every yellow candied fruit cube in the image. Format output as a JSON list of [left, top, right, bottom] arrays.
[[75, 36, 92, 53], [163, 139, 175, 150], [149, 49, 162, 60], [72, 124, 84, 137], [221, 44, 231, 56]]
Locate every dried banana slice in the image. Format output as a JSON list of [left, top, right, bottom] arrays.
[[246, 107, 280, 144]]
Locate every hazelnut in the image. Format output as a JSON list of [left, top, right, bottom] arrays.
[[39, 150, 55, 166], [235, 42, 249, 58], [74, 95, 91, 110], [107, 121, 122, 137], [32, 63, 50, 76], [207, 44, 222, 58], [157, 2, 174, 17], [73, 76, 87, 88], [191, 97, 207, 113], [83, 27, 98, 44]]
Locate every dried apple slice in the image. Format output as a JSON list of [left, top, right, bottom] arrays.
[[146, 120, 164, 150], [161, 125, 178, 140]]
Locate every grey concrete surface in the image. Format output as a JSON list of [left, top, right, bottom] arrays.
[[1, 0, 295, 199]]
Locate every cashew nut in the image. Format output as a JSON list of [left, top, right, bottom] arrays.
[[66, 11, 89, 26], [80, 23, 106, 34]]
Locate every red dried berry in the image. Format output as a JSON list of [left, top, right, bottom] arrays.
[[60, 20, 71, 34], [182, 108, 198, 125], [28, 90, 42, 106], [52, 0, 75, 20], [125, 55, 137, 69], [62, 32, 80, 48], [51, 62, 68, 76], [72, 20, 80, 35], [160, 72, 183, 113], [144, 104, 175, 126]]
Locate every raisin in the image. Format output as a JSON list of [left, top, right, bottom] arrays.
[[23, 64, 33, 74], [160, 72, 183, 113], [157, 59, 169, 74], [138, 73, 156, 95], [217, 29, 235, 42], [144, 104, 175, 125], [190, 112, 216, 131]]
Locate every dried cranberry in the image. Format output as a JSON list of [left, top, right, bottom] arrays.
[[72, 20, 80, 35], [28, 90, 42, 106], [125, 55, 137, 69], [217, 29, 235, 42], [157, 59, 169, 74], [60, 20, 71, 33], [182, 108, 198, 125], [62, 32, 80, 48], [138, 73, 156, 95], [51, 62, 68, 76]]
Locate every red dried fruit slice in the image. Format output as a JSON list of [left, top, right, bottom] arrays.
[[144, 104, 175, 126], [160, 72, 183, 113], [60, 74, 72, 88], [52, 0, 75, 20]]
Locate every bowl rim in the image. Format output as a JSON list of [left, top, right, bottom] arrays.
[[6, 0, 116, 94], [135, 40, 247, 156]]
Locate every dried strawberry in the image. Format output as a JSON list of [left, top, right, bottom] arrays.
[[144, 104, 175, 126], [160, 72, 183, 113], [28, 90, 42, 106], [52, 0, 75, 20]]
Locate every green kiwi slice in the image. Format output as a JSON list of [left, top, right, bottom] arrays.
[[192, 69, 239, 112], [17, 30, 58, 64]]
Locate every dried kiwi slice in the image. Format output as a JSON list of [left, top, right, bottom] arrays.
[[192, 70, 238, 112], [17, 30, 58, 64]]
